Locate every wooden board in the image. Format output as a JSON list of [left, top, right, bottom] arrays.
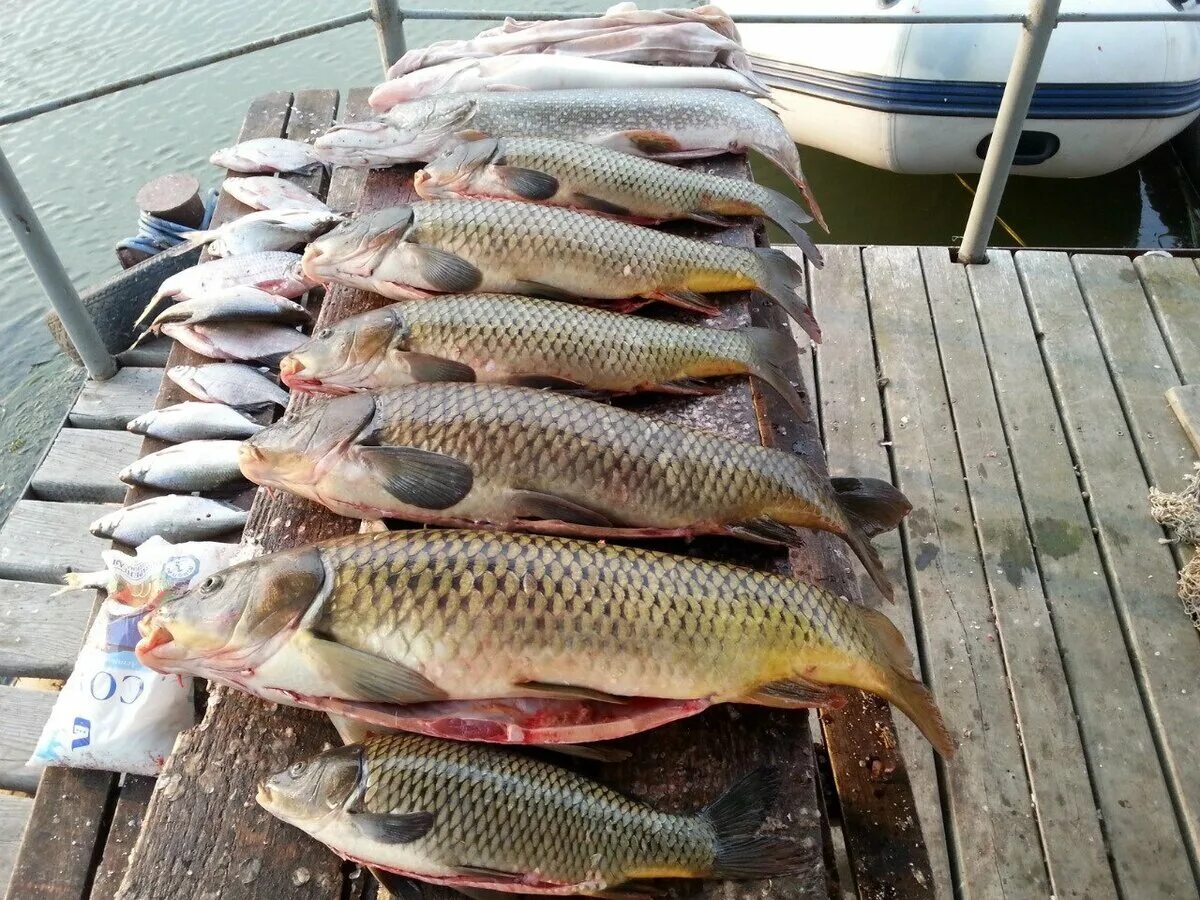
[[1133, 255, 1200, 381], [0, 685, 56, 793], [30, 429, 143, 503], [68, 368, 162, 431], [970, 250, 1198, 897], [0, 580, 93, 679], [1167, 385, 1200, 455], [0, 500, 115, 583], [0, 794, 32, 899]]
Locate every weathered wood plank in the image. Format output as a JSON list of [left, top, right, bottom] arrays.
[[88, 776, 154, 900], [68, 368, 162, 431], [0, 501, 115, 583], [0, 794, 33, 899], [0, 685, 56, 793], [0, 580, 93, 679], [866, 245, 1049, 899], [1167, 385, 1200, 455], [804, 244, 951, 898], [1133, 255, 1200, 380], [1014, 249, 1200, 885], [30, 429, 142, 504]]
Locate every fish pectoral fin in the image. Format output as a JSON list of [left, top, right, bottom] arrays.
[[507, 489, 614, 527], [349, 810, 436, 844], [504, 373, 587, 390], [301, 634, 449, 704], [574, 194, 632, 217], [645, 289, 720, 316], [492, 165, 559, 201], [356, 446, 474, 511], [744, 677, 844, 709], [534, 743, 633, 764], [616, 130, 683, 155], [516, 680, 628, 705], [687, 211, 740, 228], [512, 280, 578, 302], [414, 246, 483, 293], [652, 378, 721, 397], [398, 351, 477, 383]]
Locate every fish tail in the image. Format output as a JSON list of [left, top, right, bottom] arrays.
[[755, 140, 827, 233], [749, 248, 821, 344], [179, 228, 217, 246], [702, 768, 807, 878], [738, 326, 807, 422], [861, 608, 956, 759], [756, 187, 823, 268], [832, 476, 912, 601], [134, 291, 169, 327]]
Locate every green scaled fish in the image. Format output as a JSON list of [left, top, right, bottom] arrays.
[[278, 293, 807, 419], [259, 734, 805, 896]]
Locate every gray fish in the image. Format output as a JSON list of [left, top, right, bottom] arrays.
[[89, 495, 246, 545], [160, 322, 306, 366], [221, 177, 331, 213], [127, 402, 263, 442], [167, 363, 289, 409], [119, 440, 246, 492], [183, 209, 343, 257], [210, 138, 324, 175]]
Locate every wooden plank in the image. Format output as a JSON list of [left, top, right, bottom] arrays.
[[30, 429, 142, 504], [0, 501, 115, 584], [1133, 255, 1200, 380], [1167, 385, 1200, 455], [87, 775, 154, 900], [0, 580, 92, 679], [804, 244, 951, 898], [1014, 249, 1200, 884], [969, 250, 1197, 898], [68, 368, 162, 431], [0, 685, 56, 793], [0, 794, 32, 899], [865, 245, 1050, 899]]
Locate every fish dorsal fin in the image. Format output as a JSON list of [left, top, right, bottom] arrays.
[[356, 446, 474, 511], [508, 489, 614, 527], [492, 165, 559, 201], [350, 811, 435, 844], [415, 247, 483, 293], [397, 351, 476, 384], [744, 677, 844, 709], [516, 680, 628, 705], [300, 633, 448, 703]]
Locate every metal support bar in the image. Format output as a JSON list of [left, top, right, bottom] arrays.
[[958, 0, 1063, 264], [0, 144, 117, 380], [371, 0, 407, 74]]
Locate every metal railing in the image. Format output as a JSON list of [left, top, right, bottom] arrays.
[[2, 2, 1199, 378]]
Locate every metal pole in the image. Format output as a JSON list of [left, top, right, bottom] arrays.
[[371, 0, 407, 75], [958, 0, 1062, 264], [0, 144, 117, 380]]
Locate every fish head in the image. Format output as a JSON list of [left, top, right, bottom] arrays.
[[239, 392, 378, 491], [135, 546, 328, 677], [413, 137, 501, 200], [301, 207, 414, 284], [258, 743, 364, 833], [315, 116, 447, 168], [379, 94, 480, 160], [280, 307, 407, 393]]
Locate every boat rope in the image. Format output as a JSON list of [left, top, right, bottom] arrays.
[[954, 174, 1027, 247], [116, 188, 218, 257]]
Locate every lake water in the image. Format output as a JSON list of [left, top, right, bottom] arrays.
[[0, 0, 1195, 466]]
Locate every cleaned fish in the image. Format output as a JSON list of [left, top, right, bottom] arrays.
[[127, 402, 263, 442], [279, 293, 807, 417], [138, 252, 312, 326], [168, 363, 290, 409], [135, 528, 953, 754], [317, 89, 822, 226], [416, 136, 820, 264], [160, 322, 306, 365], [222, 176, 331, 213], [90, 495, 246, 545], [259, 734, 804, 895], [183, 209, 343, 257], [301, 201, 818, 337], [119, 440, 246, 492], [238, 384, 907, 597], [369, 55, 770, 110], [210, 138, 324, 174]]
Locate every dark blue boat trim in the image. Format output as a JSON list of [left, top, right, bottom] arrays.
[[752, 57, 1200, 120]]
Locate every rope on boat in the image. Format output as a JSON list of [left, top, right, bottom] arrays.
[[116, 188, 218, 257]]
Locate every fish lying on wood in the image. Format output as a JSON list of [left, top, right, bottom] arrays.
[[259, 734, 805, 896], [168, 363, 290, 409], [137, 252, 313, 326], [90, 495, 247, 545], [316, 89, 823, 227], [119, 440, 246, 492], [135, 529, 952, 754], [137, 290, 310, 333], [159, 322, 306, 366], [369, 54, 771, 110], [222, 176, 331, 213], [238, 384, 907, 598], [279, 293, 807, 418], [183, 209, 343, 257], [127, 402, 263, 442], [210, 138, 325, 174], [301, 201, 819, 337], [415, 136, 821, 265]]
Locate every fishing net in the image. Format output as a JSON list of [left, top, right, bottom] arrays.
[[1149, 463, 1200, 629]]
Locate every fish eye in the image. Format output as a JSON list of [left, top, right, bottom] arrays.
[[288, 761, 307, 778], [316, 327, 333, 340], [198, 575, 224, 595]]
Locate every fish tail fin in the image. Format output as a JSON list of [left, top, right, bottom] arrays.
[[756, 188, 823, 268], [861, 608, 956, 759], [703, 768, 807, 878], [179, 228, 217, 246], [755, 141, 827, 233], [749, 248, 821, 344], [739, 326, 807, 422], [134, 291, 169, 327], [832, 475, 912, 600]]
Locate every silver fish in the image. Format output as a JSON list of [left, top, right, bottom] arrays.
[[127, 402, 264, 442], [183, 210, 344, 257], [119, 440, 246, 492], [89, 495, 247, 545], [139, 290, 310, 330], [210, 138, 324, 174], [137, 252, 312, 326], [222, 177, 331, 213], [167, 363, 290, 409], [160, 322, 306, 365]]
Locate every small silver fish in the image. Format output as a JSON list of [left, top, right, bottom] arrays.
[[222, 177, 331, 213], [210, 138, 324, 174], [127, 402, 264, 442], [89, 495, 247, 545], [183, 210, 344, 257], [137, 252, 313, 327], [160, 322, 306, 365], [119, 440, 246, 492], [168, 363, 290, 409], [140, 290, 310, 330]]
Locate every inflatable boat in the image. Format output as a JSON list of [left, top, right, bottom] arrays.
[[723, 0, 1200, 177]]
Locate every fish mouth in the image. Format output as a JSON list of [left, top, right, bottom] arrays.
[[135, 621, 178, 663]]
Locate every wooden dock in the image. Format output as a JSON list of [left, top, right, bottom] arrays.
[[2, 90, 1200, 899]]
